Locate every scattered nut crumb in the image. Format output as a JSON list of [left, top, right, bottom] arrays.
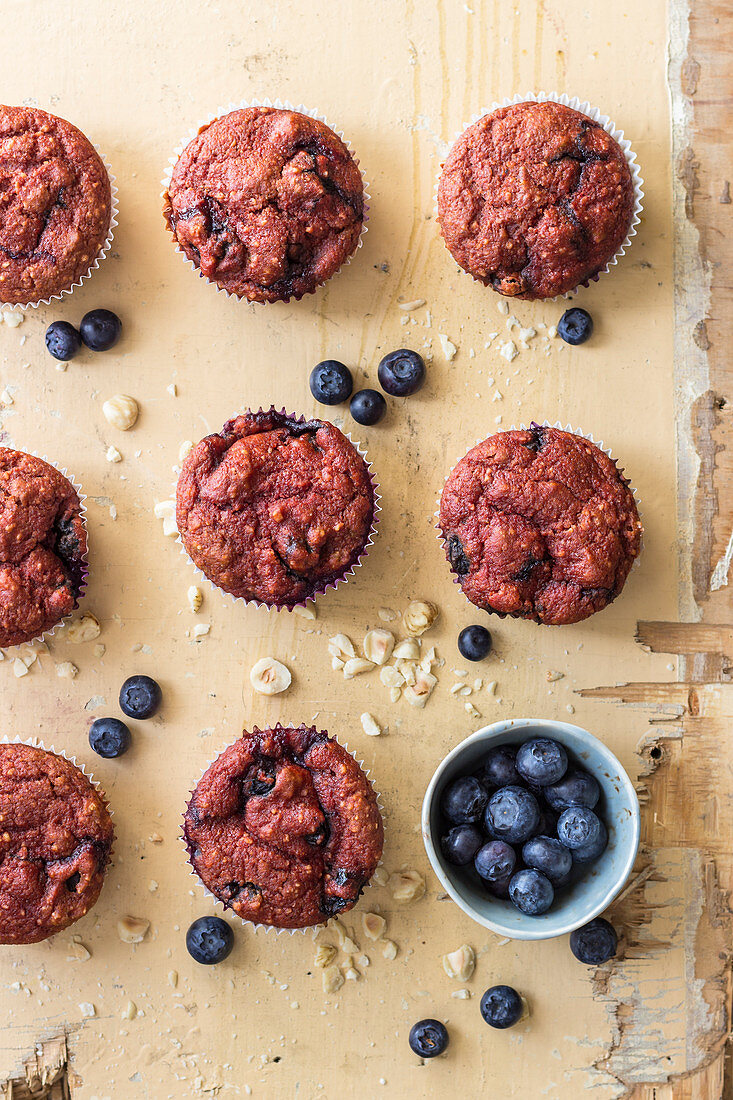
[[168, 970, 178, 987], [404, 668, 437, 708], [372, 866, 389, 887], [67, 939, 91, 962], [381, 940, 398, 960], [393, 639, 420, 661], [153, 499, 177, 537], [343, 657, 374, 679], [360, 713, 382, 737], [103, 394, 139, 431], [378, 607, 398, 622], [191, 623, 210, 639], [451, 988, 471, 999], [66, 612, 101, 644], [178, 440, 194, 462], [79, 1002, 96, 1018], [293, 604, 317, 620], [442, 944, 475, 981], [398, 299, 425, 310], [117, 916, 150, 943], [56, 661, 78, 680], [13, 658, 29, 678], [250, 657, 291, 695], [314, 943, 337, 968], [122, 1000, 137, 1020], [362, 912, 386, 941], [546, 670, 564, 682], [321, 964, 344, 994], [328, 633, 356, 660], [363, 629, 395, 666], [187, 585, 203, 613], [403, 600, 439, 637], [438, 334, 457, 361], [106, 445, 122, 463], [388, 870, 425, 903]]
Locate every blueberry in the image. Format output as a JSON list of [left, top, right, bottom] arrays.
[[480, 985, 524, 1029], [408, 1018, 449, 1058], [119, 674, 162, 719], [79, 309, 122, 352], [508, 868, 555, 915], [377, 348, 426, 397], [482, 873, 512, 899], [482, 746, 520, 789], [441, 776, 488, 825], [309, 359, 353, 405], [534, 806, 559, 838], [557, 806, 602, 850], [557, 307, 593, 345], [569, 917, 618, 964], [457, 625, 492, 662], [45, 321, 82, 361], [521, 836, 573, 885], [185, 915, 234, 964], [486, 785, 540, 844], [349, 388, 386, 426], [544, 768, 600, 812], [440, 824, 483, 866], [88, 717, 131, 758], [474, 840, 516, 883], [516, 738, 568, 786], [571, 819, 608, 863]]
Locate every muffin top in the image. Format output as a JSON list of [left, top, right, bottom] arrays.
[[183, 725, 384, 929], [163, 107, 364, 302], [0, 448, 88, 646], [0, 105, 112, 305], [176, 409, 375, 607], [437, 101, 635, 300], [0, 743, 114, 944], [439, 426, 642, 626]]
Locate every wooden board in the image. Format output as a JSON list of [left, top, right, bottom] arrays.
[[1, 0, 729, 1097]]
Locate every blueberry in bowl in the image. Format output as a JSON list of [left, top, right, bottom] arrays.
[[516, 738, 568, 786], [441, 775, 487, 825], [440, 824, 483, 866]]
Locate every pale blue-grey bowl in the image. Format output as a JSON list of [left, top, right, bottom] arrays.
[[421, 718, 640, 941]]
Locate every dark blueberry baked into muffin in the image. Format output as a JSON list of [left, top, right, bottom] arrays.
[[176, 408, 375, 608], [0, 743, 114, 944], [163, 107, 364, 302], [439, 426, 642, 626], [437, 100, 635, 300], [183, 724, 384, 929], [0, 448, 88, 646], [0, 106, 112, 305]]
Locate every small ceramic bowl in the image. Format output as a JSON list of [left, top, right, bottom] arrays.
[[421, 718, 640, 941]]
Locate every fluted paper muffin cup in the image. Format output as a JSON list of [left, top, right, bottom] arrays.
[[174, 408, 380, 613], [435, 91, 644, 301], [180, 724, 385, 938], [5, 147, 118, 312], [161, 98, 369, 304], [435, 420, 643, 619], [1, 451, 90, 650]]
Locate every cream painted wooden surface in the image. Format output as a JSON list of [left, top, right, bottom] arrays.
[[0, 1, 679, 1097]]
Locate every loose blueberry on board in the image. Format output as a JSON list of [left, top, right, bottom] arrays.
[[79, 309, 122, 351], [309, 359, 353, 405], [571, 819, 609, 863], [185, 916, 234, 965], [508, 868, 555, 915], [440, 824, 483, 866], [557, 806, 603, 850], [482, 746, 520, 789], [474, 839, 516, 883], [544, 768, 600, 812], [408, 1019, 449, 1058], [441, 776, 488, 825], [45, 321, 82, 361], [480, 985, 525, 1029], [486, 785, 540, 844], [88, 717, 131, 758], [570, 917, 618, 964], [349, 388, 386, 426], [457, 624, 493, 662], [521, 836, 573, 885], [557, 307, 593, 345], [516, 738, 568, 786], [377, 348, 426, 397], [119, 674, 162, 720]]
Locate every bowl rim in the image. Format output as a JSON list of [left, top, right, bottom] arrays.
[[421, 717, 641, 941]]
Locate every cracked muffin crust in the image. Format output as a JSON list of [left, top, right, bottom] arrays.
[[0, 743, 114, 944], [0, 448, 88, 646], [437, 101, 635, 300], [0, 106, 112, 305], [163, 107, 364, 302], [176, 409, 375, 607], [439, 426, 642, 626], [183, 724, 384, 929]]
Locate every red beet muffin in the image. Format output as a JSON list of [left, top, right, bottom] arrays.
[[0, 106, 112, 305], [439, 425, 642, 626], [0, 448, 88, 646], [176, 409, 375, 607], [183, 724, 384, 929], [163, 107, 364, 302], [0, 743, 114, 944], [437, 100, 635, 300]]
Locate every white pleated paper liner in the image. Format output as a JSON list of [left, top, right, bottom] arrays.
[[0, 448, 89, 650], [174, 408, 381, 613], [0, 737, 115, 942], [180, 723, 385, 938], [2, 146, 118, 312], [435, 421, 644, 621], [161, 97, 369, 304], [435, 91, 644, 301]]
